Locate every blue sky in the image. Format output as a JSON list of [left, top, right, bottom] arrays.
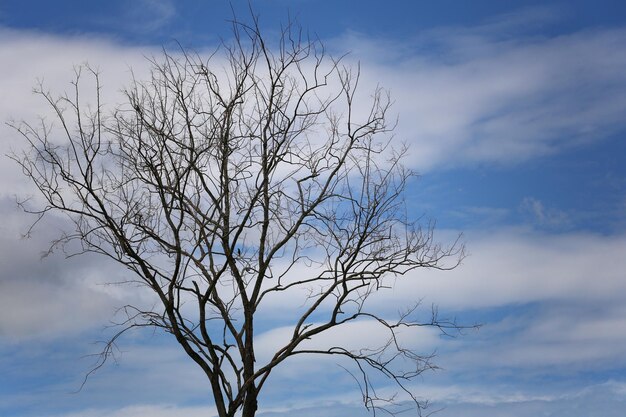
[[2, 1, 626, 416]]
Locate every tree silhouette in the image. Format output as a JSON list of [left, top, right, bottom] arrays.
[[11, 15, 464, 417]]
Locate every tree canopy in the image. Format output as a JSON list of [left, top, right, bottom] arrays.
[[11, 16, 464, 417]]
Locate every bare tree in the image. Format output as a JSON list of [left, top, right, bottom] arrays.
[[11, 15, 464, 417]]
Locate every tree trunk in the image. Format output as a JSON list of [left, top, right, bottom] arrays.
[[241, 385, 258, 417]]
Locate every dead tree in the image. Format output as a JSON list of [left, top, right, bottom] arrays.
[[11, 16, 464, 417]]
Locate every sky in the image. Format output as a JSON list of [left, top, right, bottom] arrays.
[[2, 0, 626, 416]]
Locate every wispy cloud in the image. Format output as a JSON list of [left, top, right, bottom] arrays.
[[520, 197, 571, 229], [90, 0, 177, 35], [338, 11, 626, 170], [428, 380, 626, 417], [51, 404, 217, 417], [124, 0, 176, 33], [384, 228, 626, 310], [39, 380, 626, 417], [4, 10, 626, 173]]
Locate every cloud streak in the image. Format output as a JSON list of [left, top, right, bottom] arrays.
[[4, 12, 626, 174], [381, 228, 626, 310], [340, 14, 626, 170]]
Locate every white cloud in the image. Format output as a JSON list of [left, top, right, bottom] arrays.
[[0, 28, 158, 199], [89, 0, 177, 35], [520, 197, 570, 229], [254, 319, 440, 366], [0, 196, 157, 341], [128, 0, 177, 32], [338, 21, 626, 170], [442, 301, 626, 374], [427, 380, 626, 417], [356, 227, 626, 375], [376, 228, 626, 310], [3, 15, 626, 181], [52, 404, 217, 417], [42, 379, 626, 417]]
